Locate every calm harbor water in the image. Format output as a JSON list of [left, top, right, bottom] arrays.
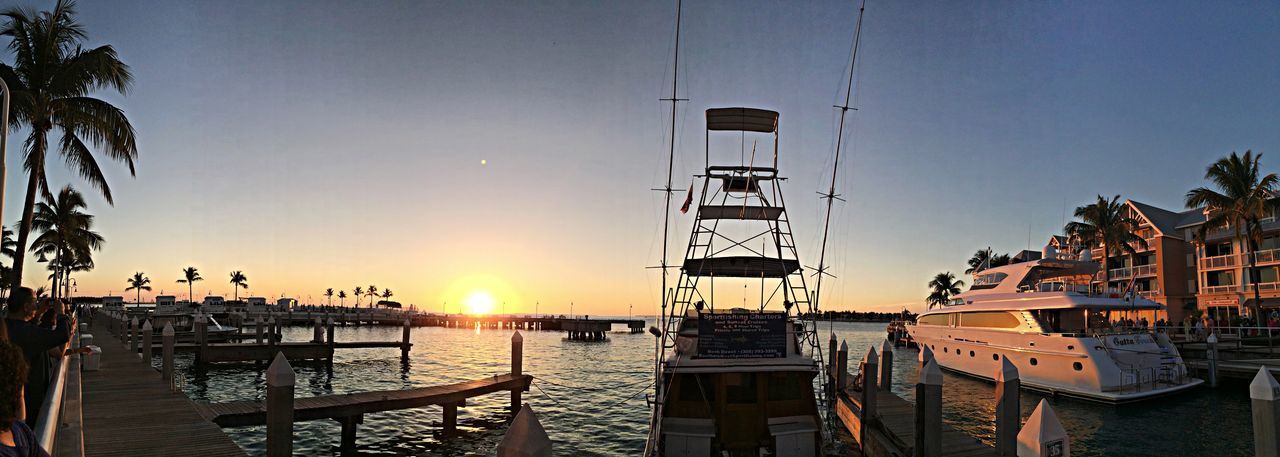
[[170, 320, 1252, 456]]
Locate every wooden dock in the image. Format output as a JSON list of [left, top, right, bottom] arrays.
[[836, 390, 996, 457], [77, 320, 246, 456]]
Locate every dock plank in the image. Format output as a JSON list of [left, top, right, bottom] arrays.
[[82, 319, 246, 457]]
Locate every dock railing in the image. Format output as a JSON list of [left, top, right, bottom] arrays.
[[35, 308, 81, 455]]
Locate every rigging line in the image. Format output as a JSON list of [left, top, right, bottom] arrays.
[[534, 375, 655, 391], [654, 0, 684, 434], [815, 0, 867, 334]]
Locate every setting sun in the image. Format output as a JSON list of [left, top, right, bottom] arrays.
[[463, 290, 497, 315]]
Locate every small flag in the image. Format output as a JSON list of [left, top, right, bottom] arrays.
[[679, 183, 694, 214]]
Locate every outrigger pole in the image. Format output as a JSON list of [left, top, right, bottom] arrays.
[[813, 0, 867, 329]]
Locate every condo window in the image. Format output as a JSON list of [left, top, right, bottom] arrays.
[[1205, 242, 1233, 257], [957, 312, 1021, 329], [1207, 271, 1235, 287]]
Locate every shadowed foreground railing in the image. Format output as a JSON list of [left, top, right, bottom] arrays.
[[35, 309, 82, 456]]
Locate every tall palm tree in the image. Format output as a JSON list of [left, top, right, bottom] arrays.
[[338, 290, 347, 307], [353, 286, 363, 308], [0, 226, 15, 259], [1065, 195, 1148, 294], [1187, 151, 1279, 318], [228, 270, 248, 301], [30, 185, 102, 300], [125, 271, 150, 309], [1, 1, 139, 295], [926, 272, 964, 309], [324, 288, 334, 306], [381, 288, 393, 304], [176, 266, 202, 304], [366, 285, 378, 308]]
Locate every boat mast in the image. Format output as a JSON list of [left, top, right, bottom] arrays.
[[814, 0, 866, 328], [653, 0, 684, 422]]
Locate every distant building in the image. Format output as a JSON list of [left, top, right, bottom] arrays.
[[101, 296, 125, 307]]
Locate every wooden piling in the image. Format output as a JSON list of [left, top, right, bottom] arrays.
[[995, 355, 1019, 456], [401, 319, 411, 359], [918, 344, 933, 373], [1252, 366, 1280, 457], [142, 320, 153, 364], [880, 338, 893, 389], [197, 314, 209, 363], [914, 359, 942, 457], [828, 332, 838, 382], [313, 318, 323, 343], [442, 403, 459, 436], [327, 318, 336, 345], [338, 415, 362, 454], [861, 347, 879, 445], [1207, 333, 1219, 388], [836, 341, 849, 392], [162, 323, 175, 384], [266, 353, 296, 457], [512, 331, 523, 413], [1017, 399, 1069, 457], [129, 317, 139, 352], [255, 317, 264, 344]]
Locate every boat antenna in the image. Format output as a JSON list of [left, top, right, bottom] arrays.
[[814, 0, 866, 332]]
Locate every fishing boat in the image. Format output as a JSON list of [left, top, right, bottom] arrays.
[[907, 245, 1203, 403], [646, 107, 827, 457]]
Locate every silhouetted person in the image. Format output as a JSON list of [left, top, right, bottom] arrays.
[[3, 289, 71, 426], [0, 340, 47, 456]]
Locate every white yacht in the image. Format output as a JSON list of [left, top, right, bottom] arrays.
[[907, 246, 1203, 403]]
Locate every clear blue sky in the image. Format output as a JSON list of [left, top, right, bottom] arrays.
[[4, 0, 1278, 313]]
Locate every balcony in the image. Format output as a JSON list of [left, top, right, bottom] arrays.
[[1202, 284, 1238, 295], [1106, 264, 1158, 280], [1138, 289, 1160, 298], [1253, 248, 1280, 266], [1200, 254, 1237, 270]]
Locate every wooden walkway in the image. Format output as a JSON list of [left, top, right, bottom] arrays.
[[79, 320, 246, 456], [838, 389, 996, 457], [195, 374, 532, 427]]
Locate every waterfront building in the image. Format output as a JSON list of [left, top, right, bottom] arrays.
[[1182, 203, 1280, 323]]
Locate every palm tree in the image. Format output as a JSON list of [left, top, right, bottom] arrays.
[[353, 286, 363, 308], [381, 288, 393, 305], [35, 285, 47, 299], [30, 185, 102, 300], [176, 267, 202, 304], [228, 270, 248, 301], [366, 285, 378, 308], [338, 290, 347, 307], [1, 1, 139, 295], [324, 288, 334, 306], [964, 248, 1012, 275], [1187, 151, 1279, 318], [125, 271, 150, 309], [0, 226, 15, 259], [926, 272, 964, 309], [1065, 195, 1148, 294]]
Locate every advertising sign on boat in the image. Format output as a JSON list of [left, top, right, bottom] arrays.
[[696, 313, 787, 358]]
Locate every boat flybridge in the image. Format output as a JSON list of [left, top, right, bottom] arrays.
[[907, 246, 1203, 403], [648, 108, 826, 457]]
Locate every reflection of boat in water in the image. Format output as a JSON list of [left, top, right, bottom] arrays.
[[646, 107, 827, 456], [907, 246, 1202, 403]]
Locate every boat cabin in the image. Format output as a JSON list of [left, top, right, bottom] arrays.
[[101, 296, 125, 308]]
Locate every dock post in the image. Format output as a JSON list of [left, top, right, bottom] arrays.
[[861, 347, 879, 444], [162, 323, 175, 384], [197, 314, 209, 364], [131, 317, 141, 353], [1207, 333, 1219, 388], [1251, 366, 1280, 457], [337, 415, 362, 454], [828, 333, 838, 383], [1016, 399, 1069, 457], [496, 404, 552, 457], [512, 331, 523, 414], [914, 359, 942, 457], [266, 353, 296, 457], [267, 317, 277, 349], [255, 317, 264, 344], [141, 320, 153, 364], [918, 344, 934, 373], [402, 319, 412, 359], [327, 318, 336, 345], [880, 339, 894, 389], [995, 355, 1019, 456], [836, 341, 849, 392], [313, 318, 323, 343], [443, 403, 459, 436]]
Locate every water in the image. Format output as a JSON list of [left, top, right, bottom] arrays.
[[172, 320, 1253, 456]]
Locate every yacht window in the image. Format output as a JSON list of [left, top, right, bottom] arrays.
[[917, 314, 950, 326], [970, 272, 1008, 290], [958, 312, 1021, 329]]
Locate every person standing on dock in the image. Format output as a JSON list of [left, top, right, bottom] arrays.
[[3, 288, 72, 426], [0, 341, 49, 457]]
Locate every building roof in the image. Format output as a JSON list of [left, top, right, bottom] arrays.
[[1127, 199, 1204, 240]]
